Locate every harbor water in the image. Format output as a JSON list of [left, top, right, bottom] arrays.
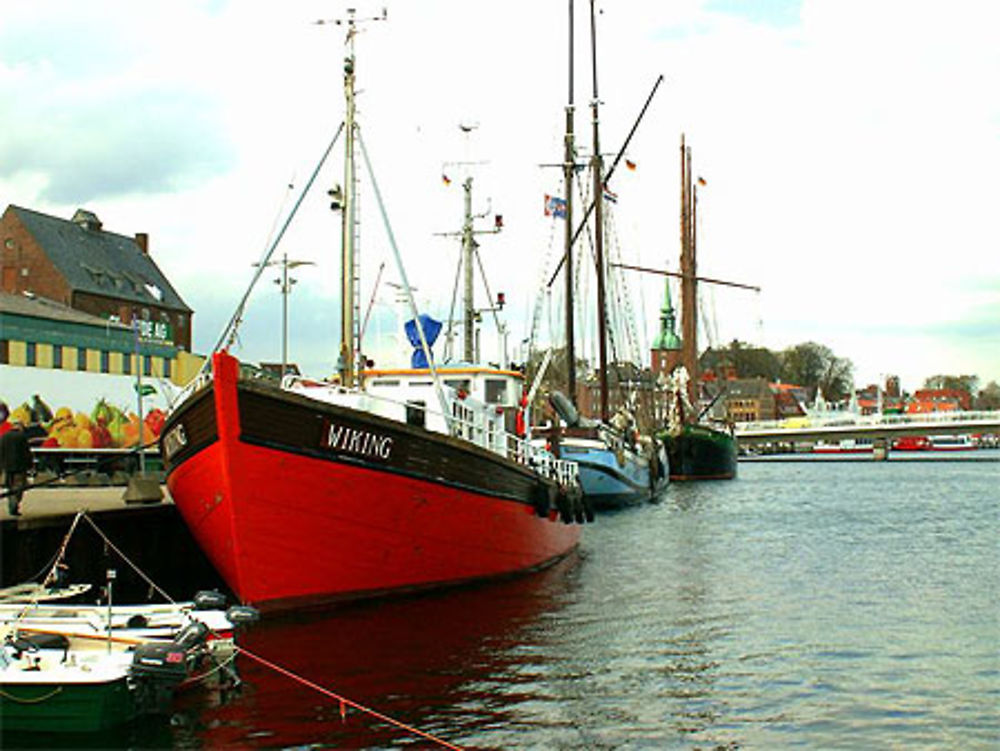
[[17, 452, 999, 749]]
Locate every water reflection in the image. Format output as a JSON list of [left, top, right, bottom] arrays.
[[178, 555, 584, 748], [153, 457, 999, 749]]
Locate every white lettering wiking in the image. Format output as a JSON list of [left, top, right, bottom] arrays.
[[323, 422, 393, 460]]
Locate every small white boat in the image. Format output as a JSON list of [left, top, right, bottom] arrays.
[[0, 591, 259, 733]]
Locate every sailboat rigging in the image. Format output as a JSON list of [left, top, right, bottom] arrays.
[[644, 135, 751, 480], [542, 0, 667, 510], [160, 10, 588, 613]]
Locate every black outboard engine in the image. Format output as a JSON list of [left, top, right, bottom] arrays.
[[130, 621, 211, 714], [193, 590, 227, 611], [226, 605, 260, 629]]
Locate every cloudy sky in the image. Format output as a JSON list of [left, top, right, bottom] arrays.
[[2, 0, 998, 392]]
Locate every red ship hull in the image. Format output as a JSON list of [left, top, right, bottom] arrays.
[[162, 353, 581, 612]]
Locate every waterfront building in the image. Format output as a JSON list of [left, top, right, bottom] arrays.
[[1, 205, 191, 351], [1, 205, 202, 412]]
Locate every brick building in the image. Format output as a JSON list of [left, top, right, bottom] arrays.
[[1, 205, 192, 351]]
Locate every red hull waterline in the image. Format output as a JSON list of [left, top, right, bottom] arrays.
[[163, 353, 581, 612]]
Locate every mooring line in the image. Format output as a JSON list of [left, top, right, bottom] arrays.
[[79, 511, 176, 604], [236, 646, 463, 750]]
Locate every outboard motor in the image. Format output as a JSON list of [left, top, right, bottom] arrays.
[[130, 619, 212, 714], [130, 640, 192, 714], [193, 590, 228, 611], [174, 620, 210, 649], [226, 605, 260, 629]]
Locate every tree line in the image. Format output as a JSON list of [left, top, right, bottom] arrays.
[[522, 340, 999, 410], [702, 340, 1000, 409]]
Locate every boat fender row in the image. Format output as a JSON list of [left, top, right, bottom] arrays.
[[556, 484, 594, 525], [533, 482, 593, 525], [532, 483, 556, 519]]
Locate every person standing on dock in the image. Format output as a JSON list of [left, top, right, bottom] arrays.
[[1, 421, 33, 516]]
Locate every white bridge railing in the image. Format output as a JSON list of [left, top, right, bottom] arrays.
[[734, 410, 1000, 437]]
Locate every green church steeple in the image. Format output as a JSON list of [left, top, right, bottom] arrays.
[[652, 278, 682, 351]]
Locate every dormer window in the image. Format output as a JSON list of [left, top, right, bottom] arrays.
[[71, 209, 103, 231], [143, 282, 164, 301]]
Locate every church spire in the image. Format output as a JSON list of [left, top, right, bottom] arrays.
[[652, 277, 681, 351]]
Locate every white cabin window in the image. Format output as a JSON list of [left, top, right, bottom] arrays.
[[485, 378, 507, 404], [445, 379, 471, 393]]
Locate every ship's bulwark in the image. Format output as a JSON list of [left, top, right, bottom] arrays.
[[163, 353, 582, 612]]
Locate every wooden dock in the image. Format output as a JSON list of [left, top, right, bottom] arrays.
[[1, 483, 227, 603], [1, 484, 173, 524]]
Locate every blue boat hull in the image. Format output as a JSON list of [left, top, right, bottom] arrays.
[[560, 440, 666, 510]]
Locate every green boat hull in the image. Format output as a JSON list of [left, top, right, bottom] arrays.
[[660, 423, 737, 481], [0, 675, 135, 733]]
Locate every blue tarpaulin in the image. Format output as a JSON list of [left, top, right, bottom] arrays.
[[404, 314, 442, 368]]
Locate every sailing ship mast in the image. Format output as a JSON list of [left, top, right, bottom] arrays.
[[563, 0, 577, 407], [679, 135, 698, 412], [589, 0, 610, 423]]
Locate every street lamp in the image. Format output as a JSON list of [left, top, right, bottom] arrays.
[[253, 253, 316, 380]]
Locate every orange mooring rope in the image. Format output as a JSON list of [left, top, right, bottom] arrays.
[[236, 646, 463, 750]]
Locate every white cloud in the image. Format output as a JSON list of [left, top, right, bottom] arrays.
[[2, 0, 997, 393]]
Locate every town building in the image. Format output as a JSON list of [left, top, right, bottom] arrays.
[[1, 205, 202, 414], [1, 205, 192, 351]]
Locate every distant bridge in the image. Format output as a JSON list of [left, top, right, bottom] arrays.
[[734, 410, 1000, 446]]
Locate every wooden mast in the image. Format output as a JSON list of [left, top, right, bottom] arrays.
[[564, 0, 577, 407], [590, 0, 610, 422], [680, 137, 698, 412]]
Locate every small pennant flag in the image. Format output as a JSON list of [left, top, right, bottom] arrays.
[[625, 159, 636, 171], [133, 383, 156, 397], [697, 176, 707, 186], [544, 194, 567, 219], [442, 173, 451, 186]]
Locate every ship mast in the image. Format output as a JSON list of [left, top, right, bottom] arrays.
[[462, 177, 476, 362], [589, 0, 610, 422], [336, 12, 360, 385], [679, 136, 698, 412], [333, 8, 386, 384], [564, 0, 577, 407]]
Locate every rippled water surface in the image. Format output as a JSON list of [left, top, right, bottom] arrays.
[[40, 454, 1000, 748]]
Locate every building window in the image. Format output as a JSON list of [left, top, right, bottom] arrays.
[[162, 357, 171, 379], [26, 342, 36, 367], [53, 345, 63, 369], [100, 350, 110, 373], [0, 340, 8, 365], [144, 355, 152, 376], [123, 352, 131, 375], [78, 347, 87, 371]]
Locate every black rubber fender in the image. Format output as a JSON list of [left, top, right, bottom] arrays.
[[555, 489, 573, 524], [532, 482, 551, 518]]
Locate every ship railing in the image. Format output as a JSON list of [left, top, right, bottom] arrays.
[[284, 376, 579, 487], [168, 369, 215, 413]]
